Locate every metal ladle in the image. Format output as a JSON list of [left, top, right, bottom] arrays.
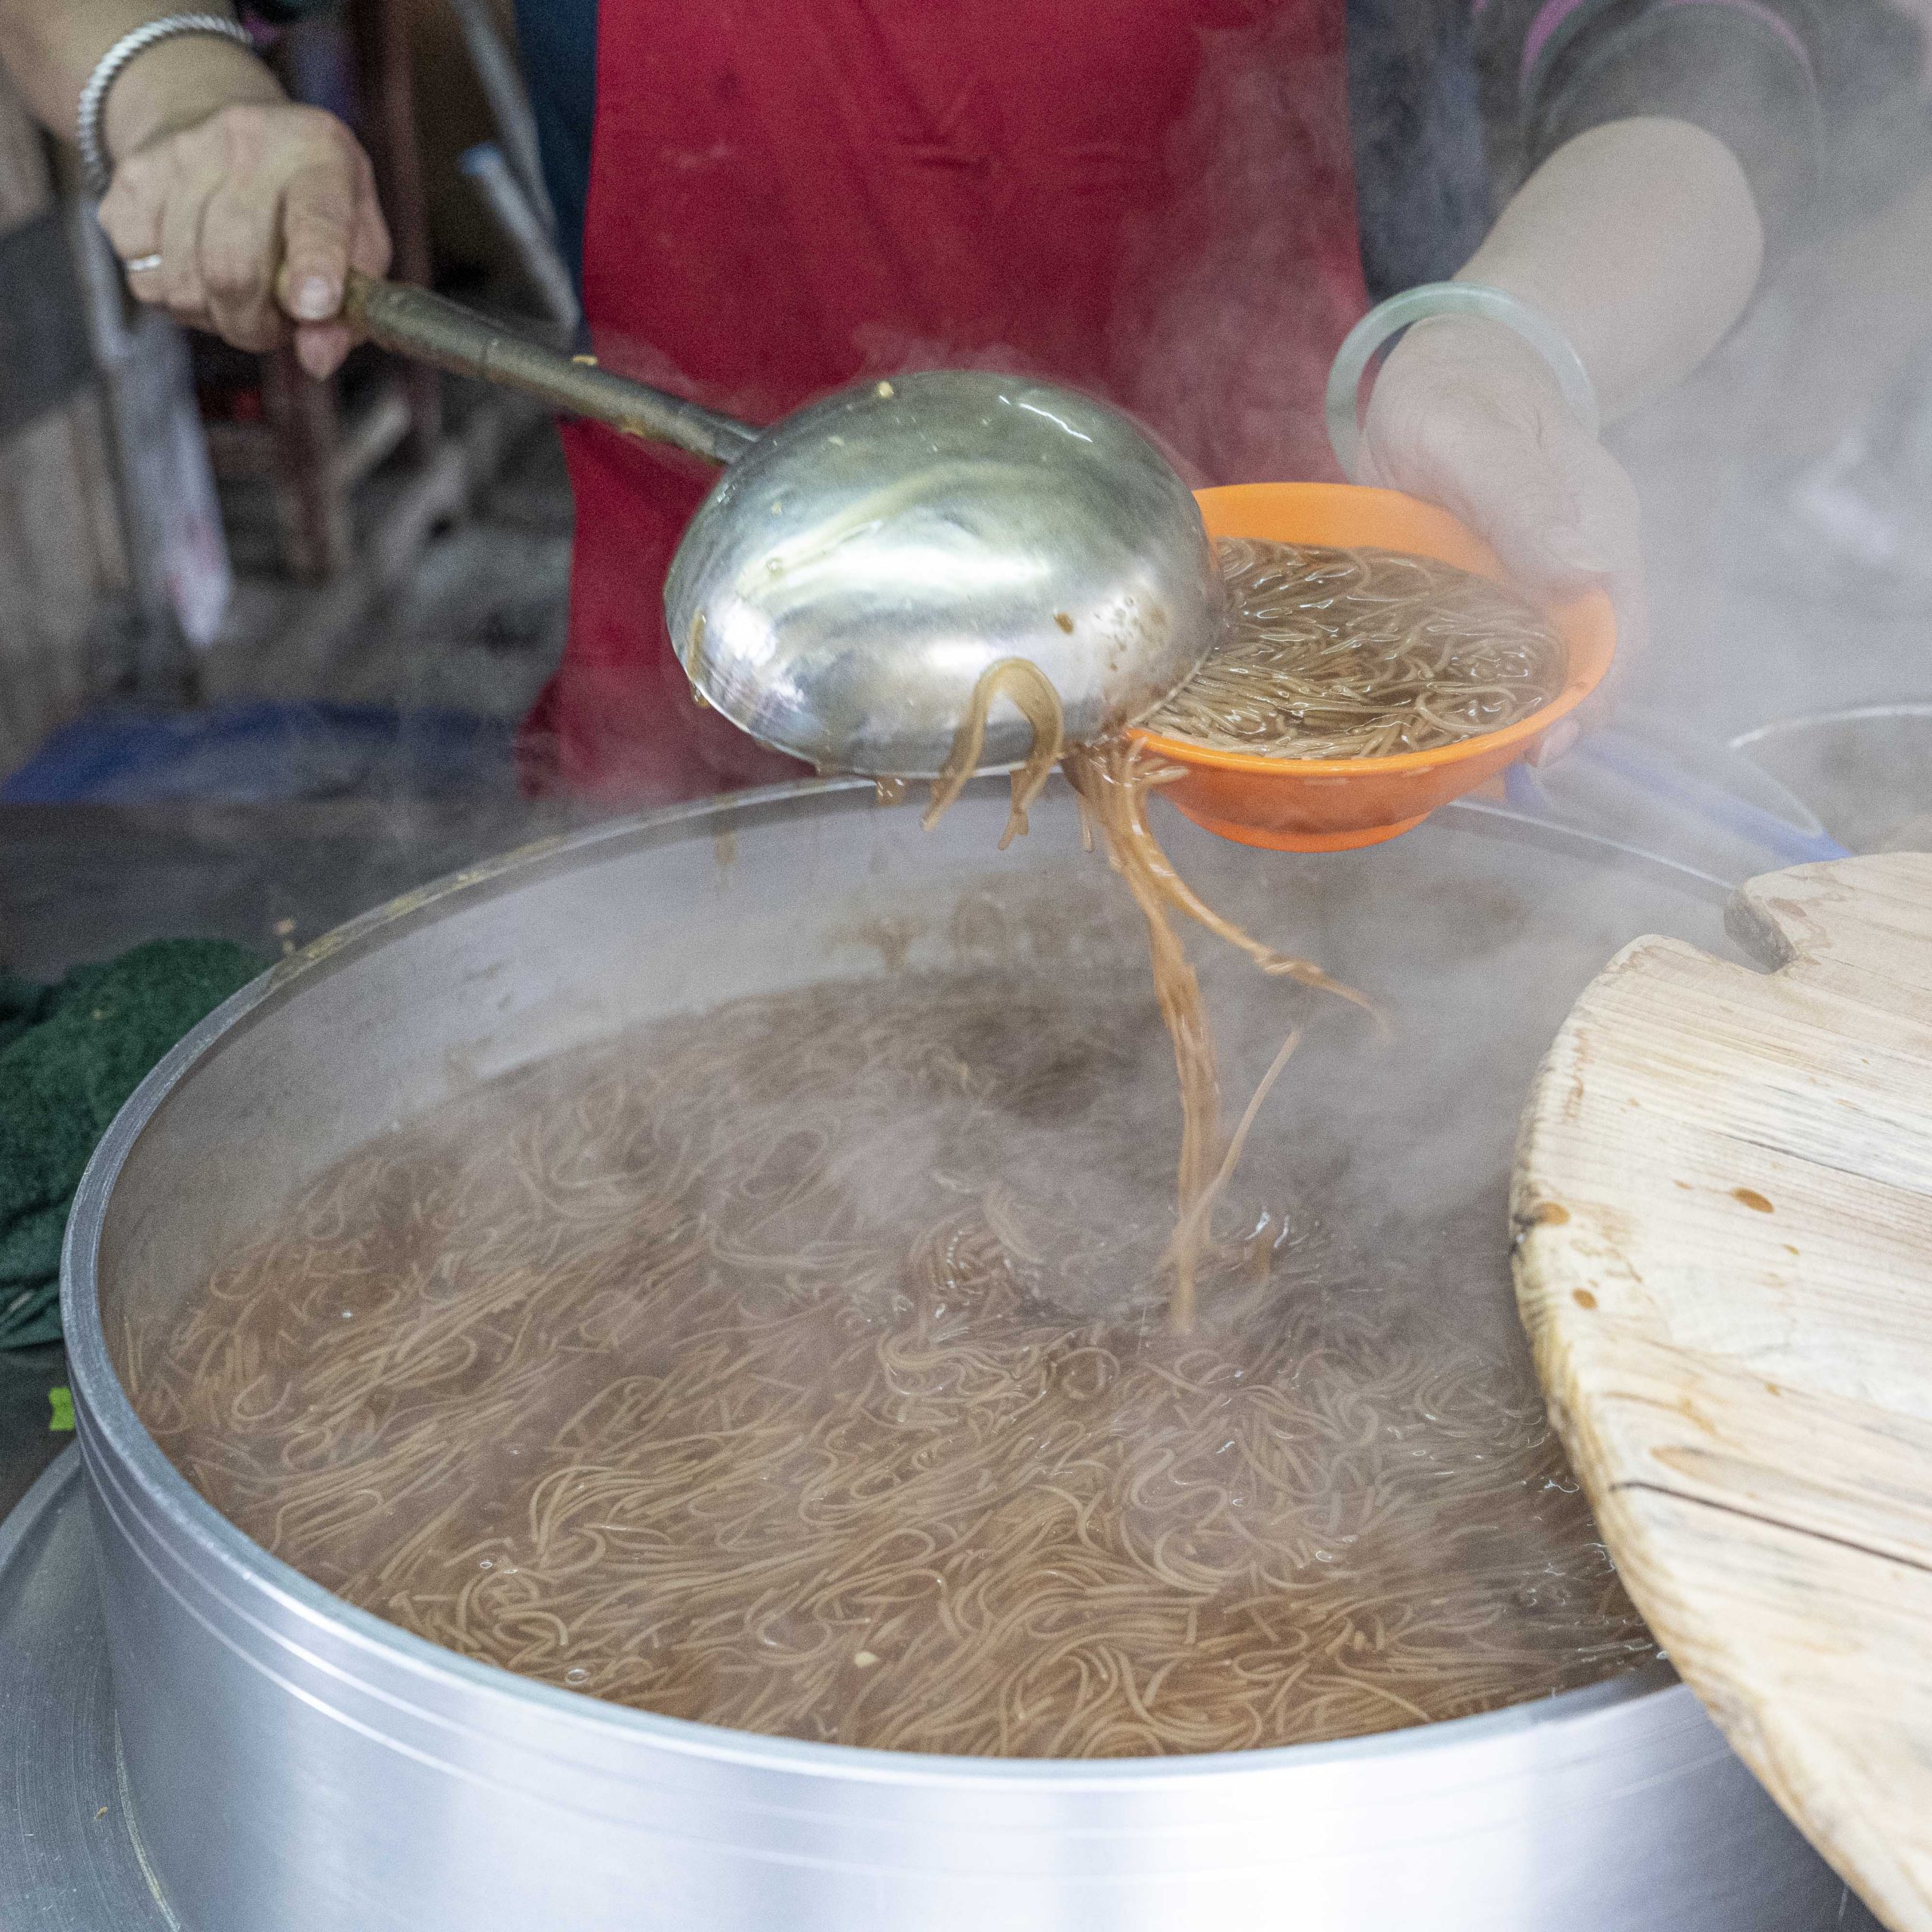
[[343, 273, 1220, 776]]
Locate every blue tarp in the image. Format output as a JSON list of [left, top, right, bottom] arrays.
[[2, 702, 518, 806]]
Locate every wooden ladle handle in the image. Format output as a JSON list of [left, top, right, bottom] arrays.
[[340, 269, 757, 466]]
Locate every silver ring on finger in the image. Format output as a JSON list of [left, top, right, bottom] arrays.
[[124, 252, 164, 275]]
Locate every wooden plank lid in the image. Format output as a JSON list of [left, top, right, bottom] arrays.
[[1515, 853, 1932, 1932]]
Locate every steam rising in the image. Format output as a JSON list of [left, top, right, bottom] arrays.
[[127, 951, 1654, 1756]]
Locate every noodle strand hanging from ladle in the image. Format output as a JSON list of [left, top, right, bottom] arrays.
[[923, 656, 1066, 849], [927, 667, 1368, 1324], [923, 537, 1550, 1322]]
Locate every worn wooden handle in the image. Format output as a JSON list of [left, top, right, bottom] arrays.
[[340, 270, 756, 466]]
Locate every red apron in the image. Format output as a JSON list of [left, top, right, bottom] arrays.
[[518, 0, 1367, 803]]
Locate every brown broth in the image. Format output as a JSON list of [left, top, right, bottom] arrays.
[[131, 966, 1654, 1758]]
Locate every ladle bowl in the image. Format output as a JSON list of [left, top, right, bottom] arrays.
[[1131, 485, 1617, 851], [665, 371, 1219, 776], [341, 275, 1219, 777]]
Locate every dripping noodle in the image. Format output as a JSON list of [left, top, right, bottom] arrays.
[[924, 654, 1369, 1329], [129, 537, 1652, 1758]]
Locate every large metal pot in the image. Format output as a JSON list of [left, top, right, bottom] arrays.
[[63, 779, 1858, 1932]]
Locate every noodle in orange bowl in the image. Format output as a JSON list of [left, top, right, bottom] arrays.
[[1131, 484, 1617, 852]]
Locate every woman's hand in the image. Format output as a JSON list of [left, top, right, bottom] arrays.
[[1359, 314, 1644, 755], [97, 100, 389, 379]]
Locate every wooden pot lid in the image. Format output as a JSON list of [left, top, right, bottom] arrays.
[[1515, 853, 1932, 1932]]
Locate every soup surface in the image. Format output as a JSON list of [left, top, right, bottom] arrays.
[[131, 961, 1655, 1757]]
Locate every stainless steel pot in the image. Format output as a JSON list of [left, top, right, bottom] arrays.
[[63, 779, 1861, 1932], [1731, 701, 1932, 855]]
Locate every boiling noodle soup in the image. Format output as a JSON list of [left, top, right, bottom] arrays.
[[129, 533, 1653, 1757], [131, 968, 1654, 1757]]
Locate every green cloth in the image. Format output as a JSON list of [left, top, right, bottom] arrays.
[[0, 973, 54, 1054], [0, 940, 262, 1349]]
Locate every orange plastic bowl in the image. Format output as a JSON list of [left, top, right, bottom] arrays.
[[1128, 483, 1616, 852]]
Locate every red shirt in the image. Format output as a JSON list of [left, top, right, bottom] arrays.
[[518, 0, 1367, 804]]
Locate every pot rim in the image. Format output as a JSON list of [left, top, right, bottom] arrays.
[[61, 776, 1708, 1792]]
